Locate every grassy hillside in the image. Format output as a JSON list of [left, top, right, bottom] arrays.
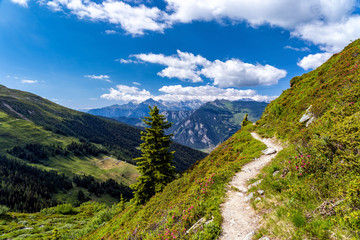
[[81, 40, 360, 239], [0, 85, 207, 172], [245, 39, 360, 239]]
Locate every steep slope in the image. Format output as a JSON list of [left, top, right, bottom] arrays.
[[172, 100, 267, 150], [0, 85, 207, 172], [84, 40, 360, 239], [247, 39, 360, 239]]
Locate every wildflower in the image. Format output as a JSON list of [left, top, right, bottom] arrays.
[[300, 155, 303, 158], [307, 155, 310, 158], [295, 156, 298, 159], [288, 161, 291, 163], [299, 173, 302, 176], [296, 166, 299, 169]]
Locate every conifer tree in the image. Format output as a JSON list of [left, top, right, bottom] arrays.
[[241, 113, 252, 128], [131, 106, 176, 205]]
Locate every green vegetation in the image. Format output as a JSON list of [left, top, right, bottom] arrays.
[[0, 202, 123, 240], [248, 39, 360, 239], [83, 125, 266, 239], [132, 106, 176, 205]]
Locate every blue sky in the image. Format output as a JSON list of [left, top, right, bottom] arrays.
[[1, 0, 360, 109]]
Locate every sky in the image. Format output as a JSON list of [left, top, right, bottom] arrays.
[[1, 0, 360, 109]]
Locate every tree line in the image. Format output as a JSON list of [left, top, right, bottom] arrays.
[[7, 142, 108, 163], [0, 155, 132, 213]]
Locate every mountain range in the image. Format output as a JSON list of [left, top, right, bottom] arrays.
[[88, 99, 268, 150]]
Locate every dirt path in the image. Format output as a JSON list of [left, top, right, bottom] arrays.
[[219, 132, 283, 240]]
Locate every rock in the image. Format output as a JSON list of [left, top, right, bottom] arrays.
[[186, 216, 213, 234], [272, 170, 280, 177], [306, 116, 316, 127], [248, 179, 263, 189], [262, 148, 276, 155], [245, 192, 254, 201], [243, 231, 256, 240], [259, 237, 270, 240], [299, 105, 316, 127], [299, 113, 312, 123], [238, 186, 248, 193], [258, 190, 264, 195]]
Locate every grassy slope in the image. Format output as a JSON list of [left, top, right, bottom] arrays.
[[83, 125, 266, 240], [247, 39, 360, 239], [0, 202, 123, 240]]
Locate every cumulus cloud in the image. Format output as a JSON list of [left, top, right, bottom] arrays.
[[101, 84, 276, 103], [11, 0, 29, 7], [46, 0, 169, 35], [201, 59, 287, 88], [84, 74, 111, 82], [13, 0, 360, 52], [297, 52, 333, 70], [292, 15, 360, 53], [123, 50, 286, 87], [101, 84, 153, 102], [165, 0, 356, 28], [21, 79, 38, 84]]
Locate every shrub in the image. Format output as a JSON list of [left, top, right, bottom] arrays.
[[0, 205, 10, 215]]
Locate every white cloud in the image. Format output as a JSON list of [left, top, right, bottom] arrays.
[[84, 74, 112, 82], [46, 0, 169, 35], [11, 0, 29, 7], [284, 46, 310, 52], [101, 84, 153, 102], [101, 84, 276, 103], [292, 15, 360, 53], [124, 50, 286, 87], [21, 79, 38, 84], [105, 29, 117, 34], [165, 0, 356, 27], [201, 59, 287, 88], [117, 58, 138, 64], [20, 0, 359, 53], [133, 81, 141, 85], [297, 52, 333, 70]]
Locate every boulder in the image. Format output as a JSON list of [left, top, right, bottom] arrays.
[[262, 148, 276, 155]]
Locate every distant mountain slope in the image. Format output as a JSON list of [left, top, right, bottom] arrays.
[[0, 85, 207, 172], [89, 99, 267, 150], [171, 100, 268, 150]]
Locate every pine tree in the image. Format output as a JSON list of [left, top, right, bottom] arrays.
[[241, 113, 252, 128], [131, 105, 176, 205]]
